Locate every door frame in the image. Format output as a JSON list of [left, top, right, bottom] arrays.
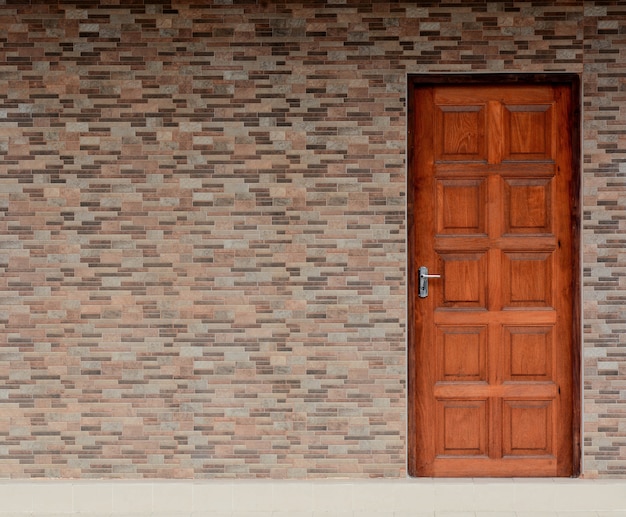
[[407, 73, 582, 477]]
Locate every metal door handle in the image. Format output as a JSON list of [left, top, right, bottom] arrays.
[[418, 266, 441, 298]]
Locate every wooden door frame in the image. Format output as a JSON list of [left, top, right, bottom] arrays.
[[407, 73, 582, 477]]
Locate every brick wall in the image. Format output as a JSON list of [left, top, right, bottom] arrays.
[[0, 0, 623, 479], [581, 2, 626, 478]]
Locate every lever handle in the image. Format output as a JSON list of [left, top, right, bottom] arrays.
[[418, 266, 441, 298]]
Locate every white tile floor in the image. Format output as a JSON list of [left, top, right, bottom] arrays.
[[0, 478, 625, 516]]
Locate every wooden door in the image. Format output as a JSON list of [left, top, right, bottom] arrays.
[[408, 79, 579, 477]]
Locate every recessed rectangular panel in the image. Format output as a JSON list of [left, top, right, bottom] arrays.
[[440, 253, 487, 308], [437, 399, 488, 457], [504, 178, 552, 234], [503, 325, 553, 381], [437, 178, 487, 235], [502, 252, 553, 308], [435, 105, 487, 162], [503, 104, 554, 161], [503, 400, 553, 457], [437, 325, 487, 381]]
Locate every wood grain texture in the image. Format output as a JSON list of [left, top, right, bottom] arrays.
[[409, 78, 578, 477]]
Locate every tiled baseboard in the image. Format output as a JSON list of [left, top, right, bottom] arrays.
[[0, 478, 625, 516]]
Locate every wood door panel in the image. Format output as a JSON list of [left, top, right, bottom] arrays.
[[409, 79, 578, 477], [439, 253, 488, 308], [503, 325, 553, 381], [503, 104, 554, 161], [503, 399, 553, 456], [435, 105, 487, 162], [437, 399, 489, 457], [436, 325, 488, 382], [504, 178, 552, 234], [437, 178, 487, 235], [502, 252, 553, 308]]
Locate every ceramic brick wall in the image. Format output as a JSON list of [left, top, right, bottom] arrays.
[[581, 2, 626, 478], [0, 0, 623, 479]]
